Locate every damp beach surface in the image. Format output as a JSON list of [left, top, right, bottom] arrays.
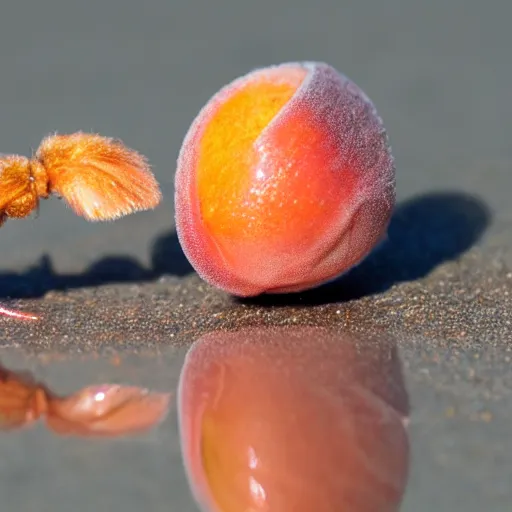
[[0, 0, 511, 511]]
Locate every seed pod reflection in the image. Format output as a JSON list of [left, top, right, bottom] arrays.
[[0, 364, 170, 437]]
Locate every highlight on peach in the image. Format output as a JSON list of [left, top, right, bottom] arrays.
[[177, 327, 409, 512], [175, 62, 395, 296], [0, 131, 162, 320]]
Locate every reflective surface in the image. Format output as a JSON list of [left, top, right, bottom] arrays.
[[0, 323, 510, 511], [0, 350, 187, 512]]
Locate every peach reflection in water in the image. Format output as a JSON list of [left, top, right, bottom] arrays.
[[178, 327, 410, 512], [0, 364, 170, 437]]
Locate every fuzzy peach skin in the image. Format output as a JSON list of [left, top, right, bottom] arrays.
[[177, 327, 409, 512], [175, 62, 395, 296]]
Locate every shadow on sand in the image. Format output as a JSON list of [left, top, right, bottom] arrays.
[[0, 191, 491, 305]]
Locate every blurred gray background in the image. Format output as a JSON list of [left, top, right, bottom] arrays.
[[0, 0, 510, 279]]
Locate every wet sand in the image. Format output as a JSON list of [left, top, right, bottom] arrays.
[[0, 0, 511, 510]]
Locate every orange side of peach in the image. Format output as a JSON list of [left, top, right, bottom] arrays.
[[175, 62, 395, 296]]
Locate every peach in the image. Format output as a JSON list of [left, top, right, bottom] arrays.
[[177, 327, 409, 512], [175, 62, 395, 296]]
